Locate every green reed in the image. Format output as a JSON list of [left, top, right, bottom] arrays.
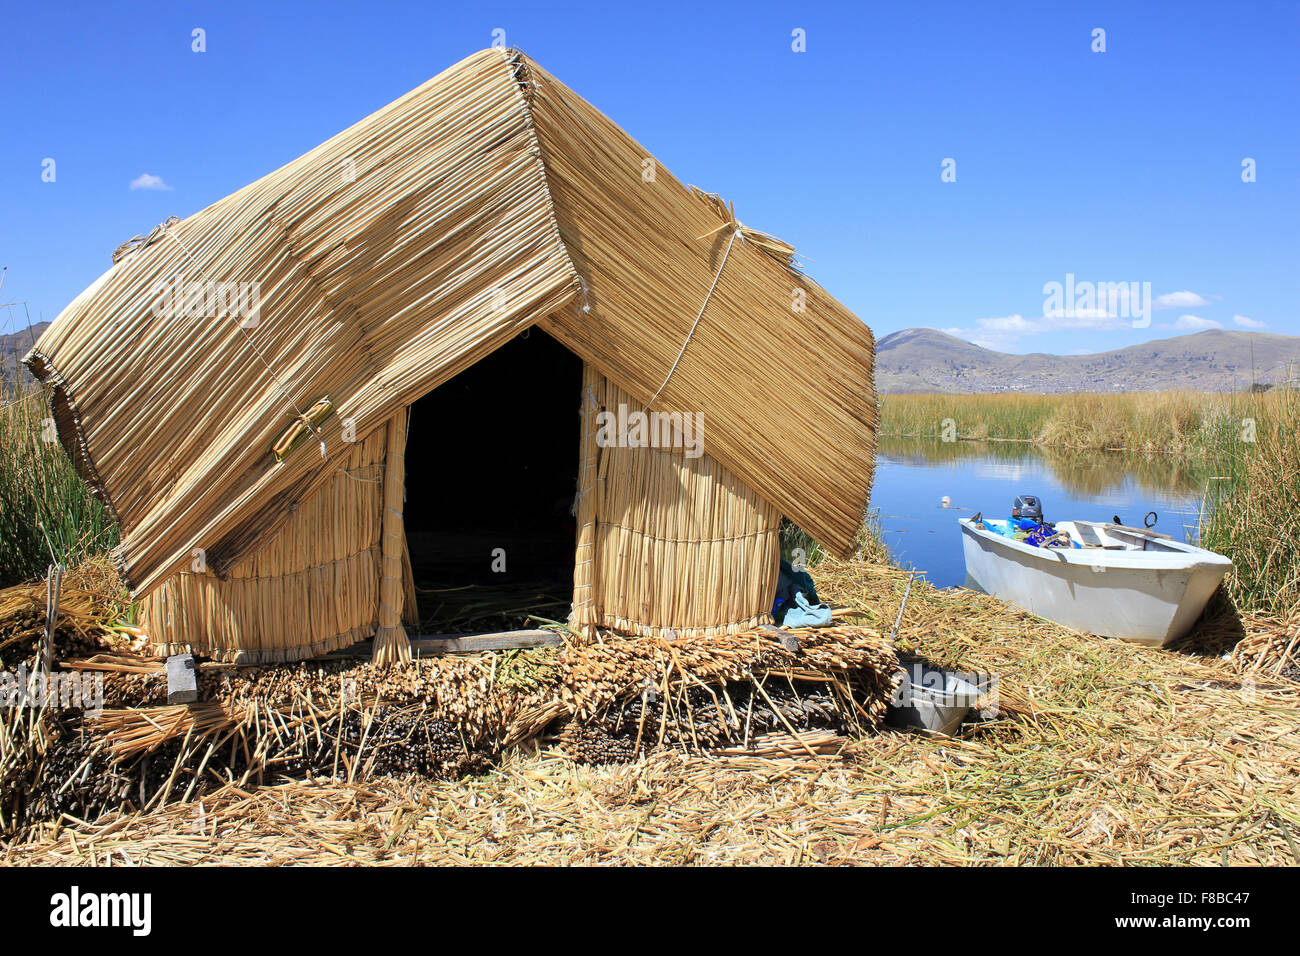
[[1197, 385, 1300, 618], [0, 381, 119, 586]]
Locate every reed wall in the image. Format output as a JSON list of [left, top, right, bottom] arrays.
[[524, 57, 877, 556], [573, 375, 782, 639], [141, 418, 405, 663], [145, 360, 781, 658], [30, 49, 579, 598]]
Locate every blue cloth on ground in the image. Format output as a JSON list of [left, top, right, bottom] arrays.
[[773, 559, 821, 624], [781, 590, 833, 628]]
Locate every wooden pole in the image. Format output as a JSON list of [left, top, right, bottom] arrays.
[[570, 363, 603, 641], [372, 411, 411, 666], [42, 563, 62, 677]]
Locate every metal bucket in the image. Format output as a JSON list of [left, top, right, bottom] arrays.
[[886, 662, 990, 735]]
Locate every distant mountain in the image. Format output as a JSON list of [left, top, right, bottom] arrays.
[[876, 327, 1300, 393], [0, 322, 48, 386]]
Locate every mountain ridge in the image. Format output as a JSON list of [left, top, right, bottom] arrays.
[[0, 322, 49, 386], [876, 327, 1299, 393]]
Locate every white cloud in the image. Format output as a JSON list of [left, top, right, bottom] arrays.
[[1170, 314, 1222, 330], [1153, 290, 1211, 309], [971, 314, 1039, 333], [943, 310, 1130, 351], [942, 314, 1036, 351], [1233, 314, 1267, 329], [1046, 310, 1128, 329], [129, 173, 173, 191]]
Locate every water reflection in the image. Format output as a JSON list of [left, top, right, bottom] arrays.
[[877, 437, 1209, 499]]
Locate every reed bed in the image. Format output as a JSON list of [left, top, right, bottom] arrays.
[[1198, 384, 1300, 620], [879, 389, 1281, 457], [0, 598, 897, 836]]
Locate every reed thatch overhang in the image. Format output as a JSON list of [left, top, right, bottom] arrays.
[[26, 47, 877, 600]]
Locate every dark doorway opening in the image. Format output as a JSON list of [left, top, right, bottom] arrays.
[[403, 328, 583, 633]]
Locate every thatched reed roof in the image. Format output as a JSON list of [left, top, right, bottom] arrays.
[[27, 48, 876, 598]]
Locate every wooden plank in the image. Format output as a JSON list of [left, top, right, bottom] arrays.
[[1101, 522, 1174, 541], [328, 628, 562, 659]]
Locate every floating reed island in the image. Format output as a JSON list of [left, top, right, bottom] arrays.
[[0, 567, 900, 835], [6, 47, 1297, 864], [4, 558, 1298, 865]]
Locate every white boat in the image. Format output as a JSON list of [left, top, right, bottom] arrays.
[[960, 518, 1232, 647]]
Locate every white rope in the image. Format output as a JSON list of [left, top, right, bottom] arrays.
[[646, 227, 742, 408], [336, 467, 381, 484]]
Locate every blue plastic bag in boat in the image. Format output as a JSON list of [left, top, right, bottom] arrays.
[[1024, 523, 1057, 547]]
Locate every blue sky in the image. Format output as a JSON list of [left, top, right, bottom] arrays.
[[2, 0, 1296, 355]]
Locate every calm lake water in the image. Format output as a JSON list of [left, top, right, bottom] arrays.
[[872, 437, 1210, 589]]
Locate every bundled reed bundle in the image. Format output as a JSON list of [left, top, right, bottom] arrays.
[[714, 729, 847, 759], [569, 366, 603, 639], [1233, 614, 1300, 681], [0, 619, 896, 831], [0, 575, 124, 662], [555, 676, 851, 763], [504, 624, 899, 748], [0, 704, 116, 835]]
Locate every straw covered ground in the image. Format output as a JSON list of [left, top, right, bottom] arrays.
[[4, 557, 1297, 866]]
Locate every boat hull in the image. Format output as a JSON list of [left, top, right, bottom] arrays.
[[960, 520, 1231, 647]]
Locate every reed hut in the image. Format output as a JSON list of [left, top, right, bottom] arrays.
[[24, 48, 877, 664]]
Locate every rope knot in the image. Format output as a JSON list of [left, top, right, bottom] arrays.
[[688, 186, 797, 268], [646, 189, 798, 408]]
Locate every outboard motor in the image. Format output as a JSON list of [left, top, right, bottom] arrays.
[[1011, 495, 1042, 523]]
